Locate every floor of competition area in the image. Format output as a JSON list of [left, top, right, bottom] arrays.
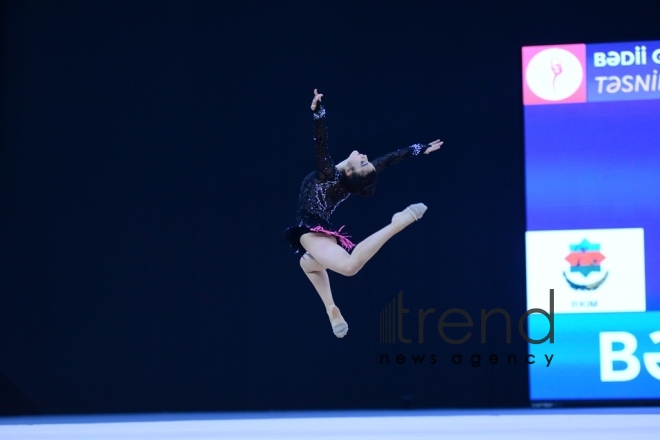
[[1, 407, 659, 439]]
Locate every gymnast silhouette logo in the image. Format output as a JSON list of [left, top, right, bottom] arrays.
[[563, 239, 609, 291], [550, 57, 562, 91], [525, 48, 584, 101]]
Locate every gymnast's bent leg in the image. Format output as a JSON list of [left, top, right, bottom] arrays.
[[300, 252, 348, 338], [299, 203, 427, 338]]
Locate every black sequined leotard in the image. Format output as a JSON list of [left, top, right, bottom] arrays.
[[283, 101, 430, 254]]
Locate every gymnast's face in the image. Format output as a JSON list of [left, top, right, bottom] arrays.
[[346, 150, 375, 176]]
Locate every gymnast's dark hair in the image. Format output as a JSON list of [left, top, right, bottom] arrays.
[[341, 168, 377, 197]]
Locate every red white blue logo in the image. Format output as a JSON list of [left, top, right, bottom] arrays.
[[563, 239, 608, 290]]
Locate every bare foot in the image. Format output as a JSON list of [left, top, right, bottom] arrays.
[[391, 203, 428, 229], [327, 305, 348, 338]]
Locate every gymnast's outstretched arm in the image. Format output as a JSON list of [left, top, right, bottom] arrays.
[[371, 139, 443, 174]]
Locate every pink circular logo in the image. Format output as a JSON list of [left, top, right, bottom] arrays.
[[526, 48, 583, 101]]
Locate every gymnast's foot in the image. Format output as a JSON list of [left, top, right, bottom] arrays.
[[391, 203, 428, 229], [327, 305, 348, 338]]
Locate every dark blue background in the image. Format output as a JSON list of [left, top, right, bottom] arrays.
[[1, 0, 658, 415]]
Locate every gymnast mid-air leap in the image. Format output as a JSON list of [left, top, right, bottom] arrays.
[[284, 89, 442, 338]]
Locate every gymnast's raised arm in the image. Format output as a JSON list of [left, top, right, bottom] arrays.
[[310, 89, 334, 181]]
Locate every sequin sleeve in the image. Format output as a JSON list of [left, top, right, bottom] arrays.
[[312, 103, 334, 181], [371, 143, 430, 174]]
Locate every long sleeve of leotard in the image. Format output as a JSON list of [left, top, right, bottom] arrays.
[[312, 102, 334, 181], [371, 143, 430, 174]]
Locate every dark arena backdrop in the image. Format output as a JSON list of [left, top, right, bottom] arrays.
[[1, 0, 658, 415]]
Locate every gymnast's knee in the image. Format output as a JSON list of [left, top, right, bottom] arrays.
[[339, 261, 361, 277], [299, 253, 316, 272]]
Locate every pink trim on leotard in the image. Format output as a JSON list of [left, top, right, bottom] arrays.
[[309, 225, 356, 252]]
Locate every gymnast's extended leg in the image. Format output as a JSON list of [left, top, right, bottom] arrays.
[[300, 203, 427, 277]]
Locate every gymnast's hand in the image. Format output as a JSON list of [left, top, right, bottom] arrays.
[[311, 89, 323, 111], [424, 139, 443, 154]]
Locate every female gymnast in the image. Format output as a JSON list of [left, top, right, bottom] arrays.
[[283, 89, 442, 338]]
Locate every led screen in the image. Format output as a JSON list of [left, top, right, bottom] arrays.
[[523, 40, 660, 403]]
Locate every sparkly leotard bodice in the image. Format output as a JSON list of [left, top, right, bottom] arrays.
[[283, 101, 430, 253]]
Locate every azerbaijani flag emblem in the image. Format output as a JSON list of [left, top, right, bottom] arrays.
[[563, 239, 609, 290]]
